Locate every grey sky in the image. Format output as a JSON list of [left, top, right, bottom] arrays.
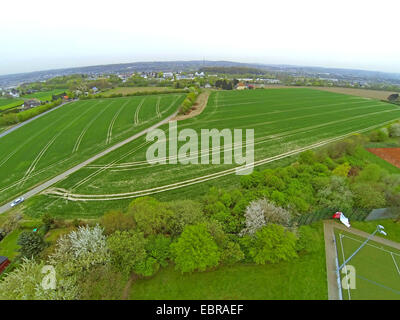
[[1, 0, 399, 75]]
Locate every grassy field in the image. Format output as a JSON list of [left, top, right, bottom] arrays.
[[26, 88, 400, 218], [22, 89, 68, 102], [0, 94, 184, 207], [335, 229, 400, 300], [0, 98, 24, 111], [129, 222, 327, 300]]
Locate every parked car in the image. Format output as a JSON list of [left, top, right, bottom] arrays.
[[10, 197, 24, 207]]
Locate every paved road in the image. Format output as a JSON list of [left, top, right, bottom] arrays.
[[0, 100, 74, 139], [0, 111, 178, 214]]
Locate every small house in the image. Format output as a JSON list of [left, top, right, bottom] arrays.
[[23, 99, 41, 110], [0, 256, 10, 274]]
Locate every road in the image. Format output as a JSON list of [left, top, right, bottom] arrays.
[[0, 100, 74, 139], [0, 111, 178, 214]]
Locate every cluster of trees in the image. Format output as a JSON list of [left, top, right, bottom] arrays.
[[214, 79, 239, 90], [0, 192, 321, 299]]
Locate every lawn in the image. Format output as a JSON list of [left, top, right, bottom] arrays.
[[0, 229, 24, 260], [335, 229, 400, 300], [129, 223, 327, 300], [0, 98, 23, 111], [0, 93, 184, 207], [27, 88, 400, 218], [22, 89, 68, 102]]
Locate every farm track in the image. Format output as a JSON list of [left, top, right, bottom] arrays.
[[106, 100, 130, 144], [134, 99, 145, 125], [46, 119, 398, 202], [155, 97, 161, 118], [72, 101, 110, 153]]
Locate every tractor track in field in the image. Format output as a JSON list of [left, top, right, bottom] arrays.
[[134, 99, 145, 125], [0, 101, 90, 169], [84, 105, 399, 170], [106, 100, 130, 144], [19, 101, 98, 187], [72, 101, 111, 153], [45, 118, 400, 202], [155, 97, 161, 118], [0, 110, 179, 214]]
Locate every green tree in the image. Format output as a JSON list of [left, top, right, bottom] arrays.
[[167, 200, 205, 236], [243, 224, 297, 264], [17, 231, 45, 258], [128, 197, 173, 236], [100, 210, 136, 235], [107, 230, 149, 275], [146, 234, 172, 268], [171, 224, 220, 273]]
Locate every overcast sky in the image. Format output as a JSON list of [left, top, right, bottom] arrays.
[[1, 0, 399, 75]]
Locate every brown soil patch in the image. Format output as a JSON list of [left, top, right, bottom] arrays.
[[172, 90, 210, 121], [368, 148, 400, 168], [259, 85, 397, 101], [310, 87, 398, 101]]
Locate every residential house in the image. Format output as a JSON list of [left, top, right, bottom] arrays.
[[23, 99, 41, 110]]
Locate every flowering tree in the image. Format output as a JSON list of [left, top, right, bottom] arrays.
[[240, 198, 291, 236], [0, 258, 78, 300], [49, 225, 110, 274]]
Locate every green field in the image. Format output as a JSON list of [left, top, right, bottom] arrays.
[[0, 94, 184, 207], [0, 98, 23, 111], [22, 89, 68, 102], [336, 230, 400, 300], [23, 88, 400, 218]]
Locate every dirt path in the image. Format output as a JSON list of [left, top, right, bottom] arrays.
[[172, 90, 210, 121], [121, 273, 138, 300]]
